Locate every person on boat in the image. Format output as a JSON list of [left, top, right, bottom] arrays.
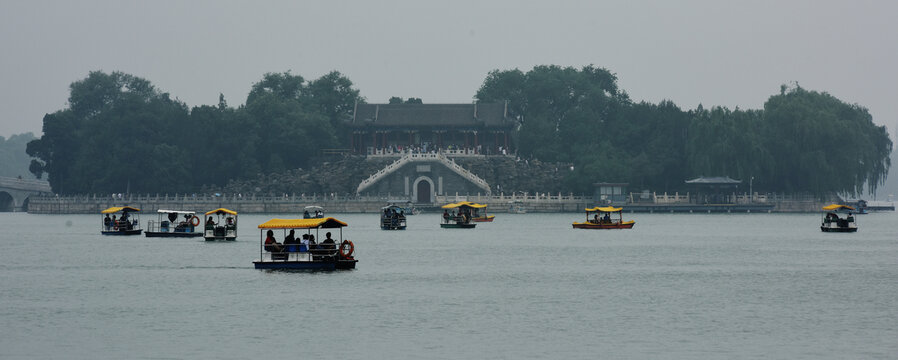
[[593, 213, 599, 224], [321, 232, 337, 258], [309, 234, 322, 260], [111, 215, 117, 229], [443, 210, 450, 223], [300, 233, 310, 252], [284, 230, 297, 252], [104, 214, 112, 230], [264, 230, 284, 253], [175, 215, 189, 231], [303, 210, 311, 219], [603, 213, 611, 224], [207, 216, 216, 226]]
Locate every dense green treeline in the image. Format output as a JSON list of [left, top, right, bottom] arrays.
[[476, 65, 891, 195], [27, 70, 361, 194], [27, 66, 891, 196]]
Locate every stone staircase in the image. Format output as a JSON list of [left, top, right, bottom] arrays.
[[356, 153, 490, 194]]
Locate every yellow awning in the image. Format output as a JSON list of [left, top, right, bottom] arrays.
[[822, 204, 855, 211], [585, 206, 623, 212], [257, 217, 348, 229], [101, 206, 140, 214], [442, 201, 487, 209], [205, 208, 238, 216]]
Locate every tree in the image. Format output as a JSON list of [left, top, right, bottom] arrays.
[[27, 71, 190, 193]]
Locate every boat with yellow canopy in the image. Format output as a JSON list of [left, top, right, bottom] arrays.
[[101, 206, 143, 235], [572, 206, 635, 229], [462, 201, 495, 222], [821, 204, 857, 232], [253, 217, 357, 270], [440, 202, 478, 228], [204, 208, 238, 241]]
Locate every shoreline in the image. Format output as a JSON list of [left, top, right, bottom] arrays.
[[21, 194, 869, 214]]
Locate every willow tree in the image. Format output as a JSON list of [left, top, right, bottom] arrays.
[[761, 85, 891, 195]]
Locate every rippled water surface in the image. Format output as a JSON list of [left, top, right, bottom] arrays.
[[1, 211, 897, 359]]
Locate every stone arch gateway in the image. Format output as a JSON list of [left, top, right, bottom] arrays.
[[413, 176, 434, 203]]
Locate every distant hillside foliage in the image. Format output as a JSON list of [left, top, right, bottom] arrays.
[[27, 67, 891, 196], [476, 66, 891, 195], [0, 132, 37, 179]]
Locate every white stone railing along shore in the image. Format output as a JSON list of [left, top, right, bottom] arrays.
[[356, 153, 490, 194]]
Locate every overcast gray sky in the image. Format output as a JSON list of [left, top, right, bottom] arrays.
[[1, 0, 896, 138]]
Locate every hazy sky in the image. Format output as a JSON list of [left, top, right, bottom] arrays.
[[1, 0, 896, 138]]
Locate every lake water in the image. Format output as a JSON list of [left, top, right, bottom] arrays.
[[1, 211, 896, 359]]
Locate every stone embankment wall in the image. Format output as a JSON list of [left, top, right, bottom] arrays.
[[27, 192, 593, 214], [213, 155, 567, 196], [28, 192, 833, 214]]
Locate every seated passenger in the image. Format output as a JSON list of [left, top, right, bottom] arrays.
[[321, 232, 337, 255], [284, 229, 297, 252], [300, 233, 310, 252], [264, 230, 284, 253]]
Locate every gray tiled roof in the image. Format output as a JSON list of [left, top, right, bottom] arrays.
[[685, 176, 742, 184], [350, 103, 513, 128]]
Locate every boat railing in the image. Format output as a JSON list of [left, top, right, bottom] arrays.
[[147, 220, 197, 233], [261, 245, 341, 262], [381, 216, 407, 226], [587, 218, 623, 225]]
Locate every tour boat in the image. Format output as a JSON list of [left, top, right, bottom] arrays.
[[508, 200, 527, 214], [380, 204, 407, 230], [253, 217, 357, 270], [572, 206, 636, 229], [820, 204, 858, 232], [303, 205, 325, 219], [204, 208, 238, 241], [466, 201, 495, 222], [440, 202, 478, 228], [145, 210, 203, 237], [101, 206, 143, 235]]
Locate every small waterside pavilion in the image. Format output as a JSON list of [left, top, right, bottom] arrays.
[[685, 176, 742, 204]]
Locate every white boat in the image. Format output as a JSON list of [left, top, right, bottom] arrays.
[[145, 210, 202, 237]]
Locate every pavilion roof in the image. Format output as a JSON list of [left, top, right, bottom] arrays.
[[685, 176, 742, 185], [350, 103, 514, 129]]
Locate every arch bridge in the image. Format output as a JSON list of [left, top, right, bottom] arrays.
[[0, 176, 52, 212]]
